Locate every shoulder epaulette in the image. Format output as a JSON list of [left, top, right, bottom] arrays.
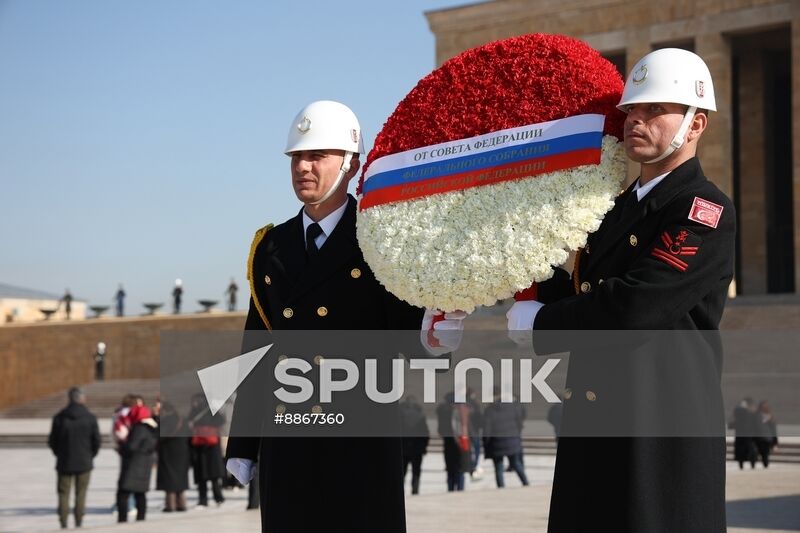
[[247, 224, 274, 281], [247, 223, 274, 330]]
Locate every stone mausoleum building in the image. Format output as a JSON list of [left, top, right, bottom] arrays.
[[426, 0, 799, 297]]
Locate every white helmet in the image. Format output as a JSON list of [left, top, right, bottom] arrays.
[[618, 48, 716, 112], [284, 100, 364, 155], [618, 48, 715, 164], [284, 100, 364, 205]]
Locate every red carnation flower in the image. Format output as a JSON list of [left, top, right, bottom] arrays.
[[359, 33, 624, 194]]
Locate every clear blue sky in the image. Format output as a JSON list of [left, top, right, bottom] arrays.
[[0, 0, 459, 313]]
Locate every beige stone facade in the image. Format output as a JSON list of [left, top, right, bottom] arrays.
[[1, 297, 87, 324], [426, 0, 799, 295]]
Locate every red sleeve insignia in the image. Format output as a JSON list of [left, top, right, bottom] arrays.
[[688, 197, 723, 228], [651, 230, 700, 272]]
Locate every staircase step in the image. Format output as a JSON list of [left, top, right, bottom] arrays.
[[0, 379, 161, 419]]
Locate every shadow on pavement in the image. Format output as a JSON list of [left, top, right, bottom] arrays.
[[726, 494, 800, 531]]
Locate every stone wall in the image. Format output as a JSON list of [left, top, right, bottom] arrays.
[[2, 297, 798, 410], [0, 313, 246, 410]]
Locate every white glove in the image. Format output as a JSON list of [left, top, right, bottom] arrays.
[[421, 309, 467, 356], [506, 300, 543, 348], [226, 458, 257, 486]]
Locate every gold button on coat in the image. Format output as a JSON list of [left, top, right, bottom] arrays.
[[350, 268, 361, 279], [264, 274, 271, 285], [586, 390, 597, 402], [283, 308, 293, 318], [313, 355, 324, 365], [276, 404, 286, 414], [317, 306, 328, 317], [629, 234, 638, 247], [311, 405, 323, 414], [563, 388, 573, 400], [580, 281, 591, 293]]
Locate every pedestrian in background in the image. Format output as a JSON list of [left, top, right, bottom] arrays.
[[61, 289, 73, 320], [755, 400, 778, 468], [94, 342, 106, 381], [225, 278, 238, 312], [111, 394, 141, 515], [114, 284, 126, 317], [400, 396, 429, 495], [732, 397, 758, 469], [466, 388, 484, 480], [189, 394, 226, 508], [483, 396, 529, 488], [48, 387, 101, 529], [172, 279, 183, 314], [172, 278, 183, 315], [157, 400, 191, 512], [547, 396, 563, 442], [117, 404, 158, 522], [437, 392, 473, 492]]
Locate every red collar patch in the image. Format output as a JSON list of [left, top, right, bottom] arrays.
[[688, 197, 723, 228]]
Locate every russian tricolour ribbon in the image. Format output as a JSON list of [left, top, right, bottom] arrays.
[[360, 114, 606, 210]]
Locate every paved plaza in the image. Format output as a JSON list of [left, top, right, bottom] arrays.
[[0, 441, 798, 533]]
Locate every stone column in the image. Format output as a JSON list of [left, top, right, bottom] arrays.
[[696, 32, 737, 295], [737, 50, 768, 294], [696, 32, 734, 200], [792, 2, 800, 292]]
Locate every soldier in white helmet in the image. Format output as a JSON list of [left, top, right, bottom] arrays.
[[225, 101, 463, 532], [285, 100, 365, 218], [172, 279, 183, 314], [507, 49, 735, 532]]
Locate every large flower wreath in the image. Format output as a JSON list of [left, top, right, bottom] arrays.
[[357, 34, 627, 312]]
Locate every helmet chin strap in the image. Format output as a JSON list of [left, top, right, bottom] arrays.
[[309, 151, 354, 206], [645, 106, 697, 164]]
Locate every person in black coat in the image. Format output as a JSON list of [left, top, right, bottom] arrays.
[[507, 49, 734, 533], [436, 392, 473, 492], [48, 387, 101, 529], [188, 394, 226, 507], [400, 396, 429, 495], [466, 388, 484, 479], [547, 400, 563, 441], [483, 397, 529, 488], [732, 397, 758, 469], [156, 401, 191, 511], [117, 405, 158, 522], [225, 101, 447, 533]]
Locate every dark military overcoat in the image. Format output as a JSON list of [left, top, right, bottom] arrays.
[[534, 157, 735, 533], [227, 195, 423, 533]]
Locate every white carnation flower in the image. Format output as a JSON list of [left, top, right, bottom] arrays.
[[357, 136, 626, 313]]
